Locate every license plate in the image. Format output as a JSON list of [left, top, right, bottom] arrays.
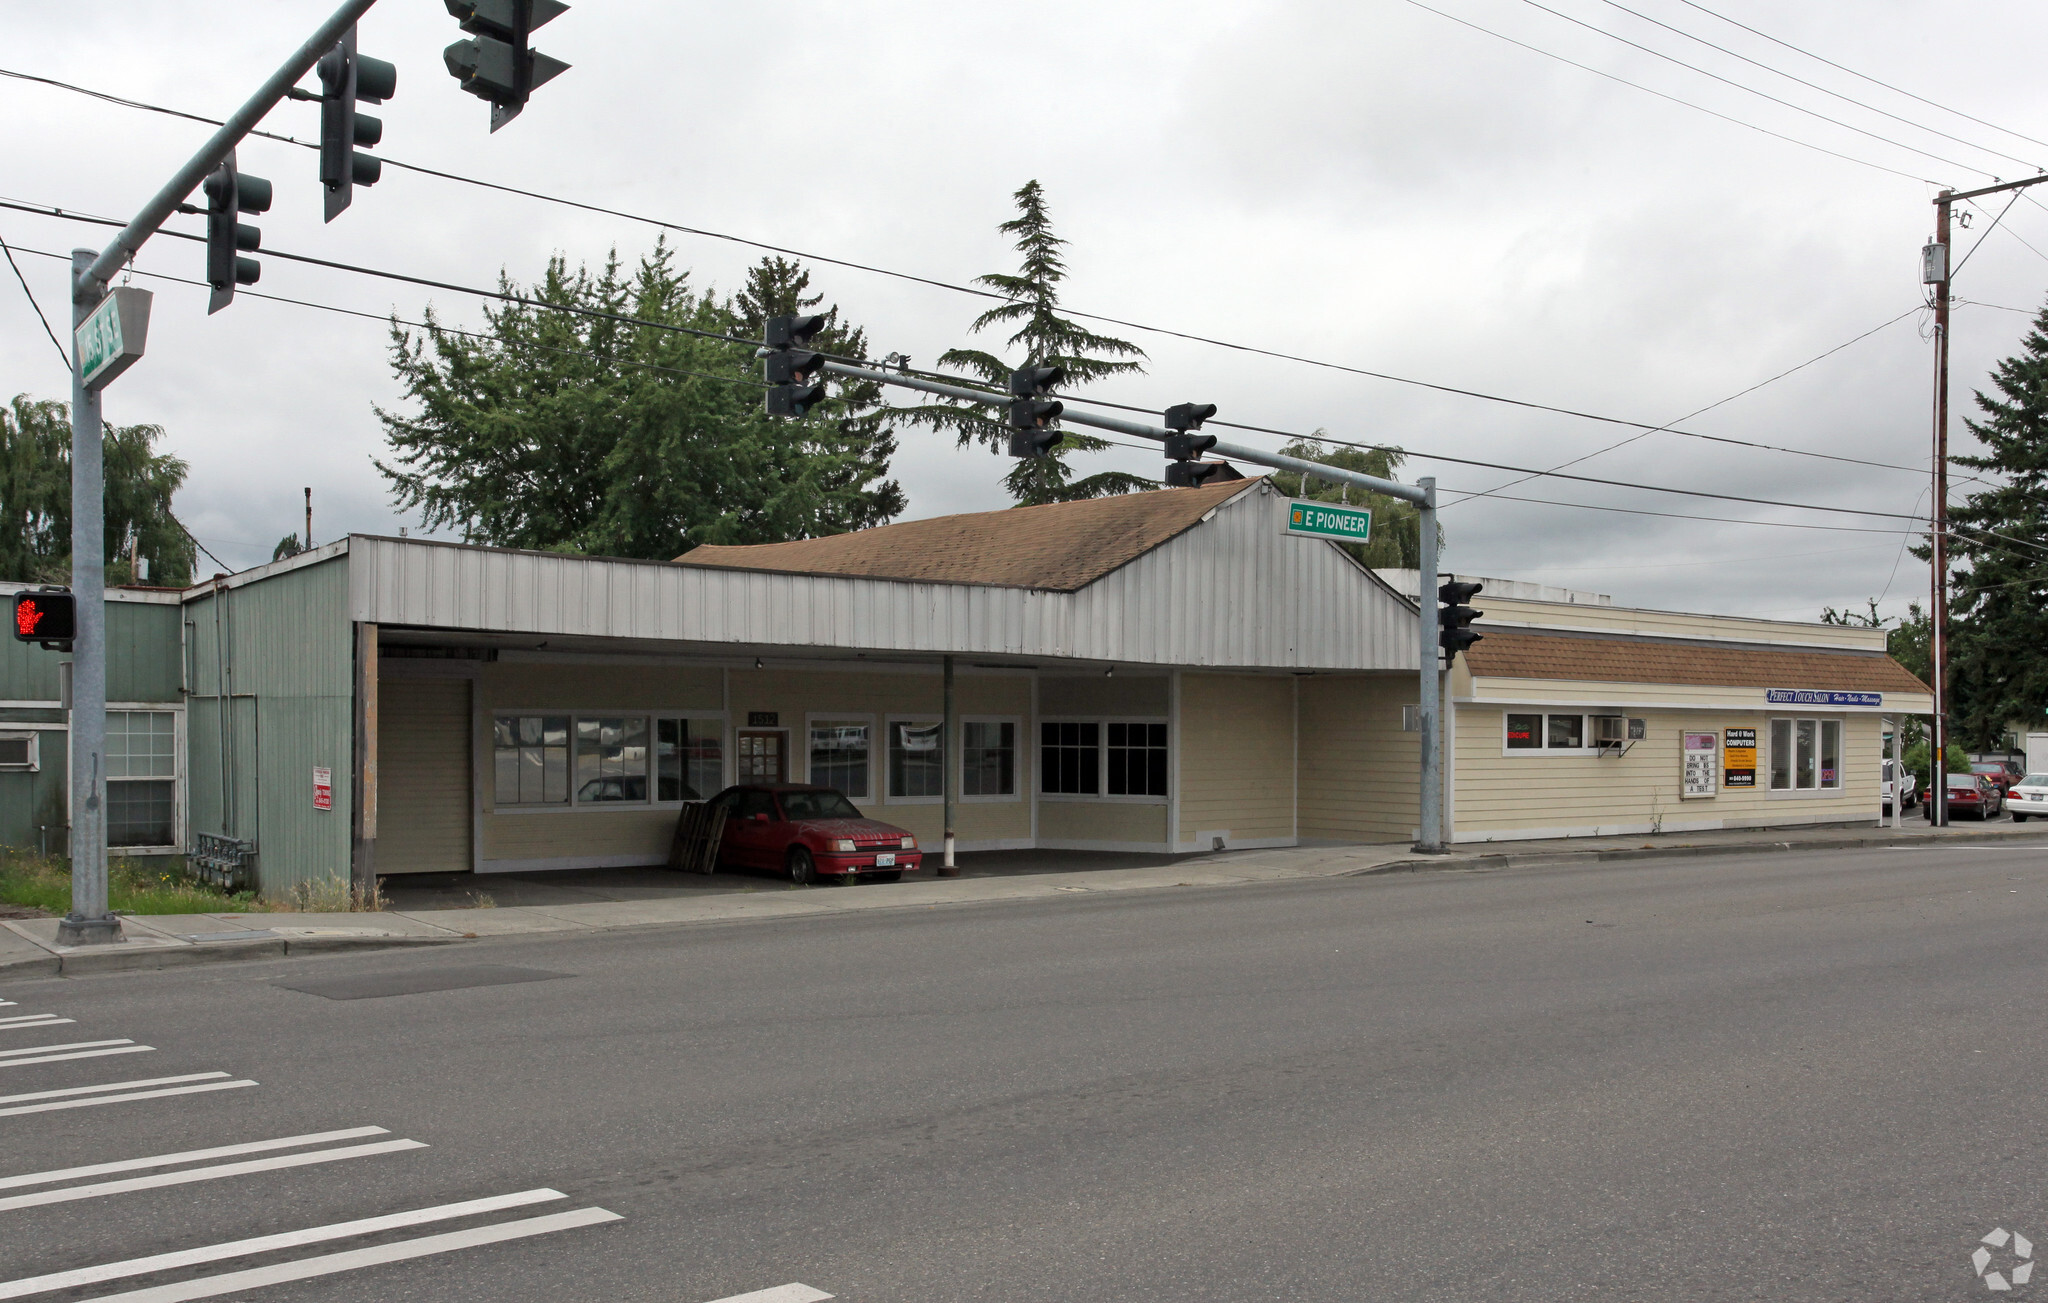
[[873, 853, 896, 867]]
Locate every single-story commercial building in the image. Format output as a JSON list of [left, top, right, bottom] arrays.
[[0, 477, 1935, 894]]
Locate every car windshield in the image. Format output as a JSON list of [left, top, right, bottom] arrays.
[[779, 789, 862, 820]]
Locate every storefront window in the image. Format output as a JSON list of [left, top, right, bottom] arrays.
[[889, 721, 945, 798], [1547, 715, 1584, 749], [1769, 719, 1792, 789], [1820, 720, 1841, 789], [575, 717, 648, 803], [495, 715, 570, 805], [962, 721, 1016, 796], [656, 718, 723, 801], [1796, 719, 1817, 790], [1041, 721, 1099, 795], [809, 722, 870, 798], [1769, 718, 1843, 792], [1106, 722, 1169, 796], [1506, 714, 1541, 750]]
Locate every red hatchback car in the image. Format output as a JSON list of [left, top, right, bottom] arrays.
[[708, 783, 923, 885]]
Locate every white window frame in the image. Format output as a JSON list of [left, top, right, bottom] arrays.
[[1767, 715, 1847, 798], [0, 731, 39, 772], [1500, 711, 1600, 756], [804, 712, 876, 801], [960, 714, 1023, 804], [104, 706, 183, 854], [651, 712, 729, 806], [883, 714, 945, 805], [1037, 715, 1170, 804]]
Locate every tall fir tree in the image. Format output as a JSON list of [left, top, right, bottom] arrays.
[[377, 241, 904, 557], [891, 180, 1154, 505], [1940, 301, 2048, 747]]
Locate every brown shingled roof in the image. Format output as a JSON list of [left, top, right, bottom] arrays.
[[674, 478, 1256, 592], [1466, 629, 1932, 695]]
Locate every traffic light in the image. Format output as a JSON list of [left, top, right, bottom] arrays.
[[317, 25, 397, 222], [1008, 367, 1065, 458], [202, 150, 271, 315], [1438, 579, 1484, 663], [763, 313, 828, 417], [444, 0, 570, 132], [1162, 401, 1227, 487], [13, 590, 75, 649]]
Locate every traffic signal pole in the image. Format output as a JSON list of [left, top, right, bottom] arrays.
[[816, 359, 1449, 853], [58, 0, 381, 944]]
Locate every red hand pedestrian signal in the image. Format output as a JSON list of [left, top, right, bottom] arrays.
[[12, 592, 75, 643]]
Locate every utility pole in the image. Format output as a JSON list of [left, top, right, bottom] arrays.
[[812, 358, 1448, 853], [1922, 172, 2048, 828], [305, 486, 314, 550]]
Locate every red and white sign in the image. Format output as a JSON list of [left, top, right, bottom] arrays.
[[313, 766, 333, 812]]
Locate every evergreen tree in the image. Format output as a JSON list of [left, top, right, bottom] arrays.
[[891, 180, 1153, 505], [1263, 436, 1429, 569], [377, 241, 904, 556], [0, 394, 195, 586], [1938, 303, 2048, 747]]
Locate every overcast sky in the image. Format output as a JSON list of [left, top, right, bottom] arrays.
[[4, 0, 2045, 621]]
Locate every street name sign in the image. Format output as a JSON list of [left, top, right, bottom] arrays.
[[1283, 500, 1372, 543], [75, 287, 154, 392]]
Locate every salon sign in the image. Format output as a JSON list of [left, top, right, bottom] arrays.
[[1765, 690, 1881, 707]]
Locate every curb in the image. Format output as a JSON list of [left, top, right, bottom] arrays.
[[1348, 827, 2048, 877], [0, 932, 466, 980]]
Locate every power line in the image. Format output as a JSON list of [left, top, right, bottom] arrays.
[[0, 228, 71, 372], [1585, 0, 2041, 173], [0, 62, 1955, 454], [0, 209, 1963, 528], [1668, 0, 2048, 155], [1396, 0, 1937, 184]]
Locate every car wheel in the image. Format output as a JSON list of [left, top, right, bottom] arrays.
[[2015, 813, 2028, 823], [787, 847, 816, 886]]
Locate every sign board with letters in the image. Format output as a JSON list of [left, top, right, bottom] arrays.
[[312, 766, 333, 812], [1723, 727, 1757, 788], [746, 711, 779, 727], [1765, 689, 1881, 708], [75, 288, 153, 392], [1283, 500, 1372, 543], [1682, 732, 1718, 799]]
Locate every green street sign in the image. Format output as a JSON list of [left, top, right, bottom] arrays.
[[1283, 499, 1372, 543], [75, 287, 153, 392]]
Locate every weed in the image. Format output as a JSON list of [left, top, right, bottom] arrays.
[[0, 846, 274, 915], [469, 891, 496, 909], [279, 877, 387, 913]]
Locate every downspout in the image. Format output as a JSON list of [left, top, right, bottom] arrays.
[[940, 654, 958, 875], [212, 578, 230, 836]]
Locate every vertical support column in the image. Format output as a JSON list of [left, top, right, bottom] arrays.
[[940, 654, 958, 876], [1415, 478, 1444, 854], [351, 621, 379, 900], [1930, 193, 1952, 829], [59, 248, 117, 946]]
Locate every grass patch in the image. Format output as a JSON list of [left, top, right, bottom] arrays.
[[0, 847, 266, 915]]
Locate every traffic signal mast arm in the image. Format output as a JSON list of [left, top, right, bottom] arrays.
[[74, 0, 381, 300], [816, 359, 1430, 506]]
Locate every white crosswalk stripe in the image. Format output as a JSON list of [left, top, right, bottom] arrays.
[[0, 1189, 571, 1299], [0, 1079, 257, 1118], [0, 1016, 72, 1030], [72, 1208, 623, 1303], [0, 1039, 153, 1069], [0, 1126, 391, 1191], [705, 1286, 835, 1303], [0, 1139, 426, 1212], [0, 1073, 236, 1110]]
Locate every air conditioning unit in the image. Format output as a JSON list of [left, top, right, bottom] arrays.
[[1593, 714, 1631, 756]]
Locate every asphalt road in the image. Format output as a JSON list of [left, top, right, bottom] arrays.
[[5, 841, 2048, 1302]]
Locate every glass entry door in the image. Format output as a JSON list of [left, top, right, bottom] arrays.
[[736, 730, 787, 783]]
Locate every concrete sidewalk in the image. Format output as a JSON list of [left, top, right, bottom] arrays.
[[5, 816, 2046, 978]]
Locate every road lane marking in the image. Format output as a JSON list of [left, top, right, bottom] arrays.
[[705, 1286, 836, 1303], [76, 1206, 622, 1302], [0, 1017, 71, 1030], [0, 1139, 426, 1212], [0, 1188, 569, 1299], [0, 1080, 257, 1118], [0, 1046, 153, 1069], [0, 1039, 133, 1058], [0, 1072, 232, 1107], [0, 1126, 391, 1191]]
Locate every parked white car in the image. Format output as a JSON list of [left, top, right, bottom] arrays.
[[1882, 759, 1919, 813], [2012, 772, 2048, 823]]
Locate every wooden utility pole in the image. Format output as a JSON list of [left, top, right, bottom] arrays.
[[1930, 191, 1951, 827]]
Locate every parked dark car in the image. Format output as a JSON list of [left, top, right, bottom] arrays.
[[707, 783, 923, 884], [1929, 772, 2004, 821], [1970, 760, 2025, 798]]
